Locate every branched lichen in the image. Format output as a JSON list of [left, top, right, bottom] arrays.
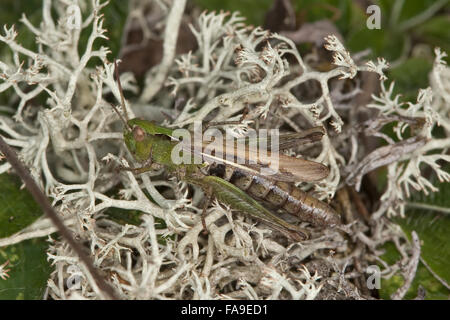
[[0, 0, 449, 300]]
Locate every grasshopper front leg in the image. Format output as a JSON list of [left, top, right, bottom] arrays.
[[197, 175, 309, 242], [119, 146, 162, 174], [119, 163, 153, 175], [203, 106, 249, 130]]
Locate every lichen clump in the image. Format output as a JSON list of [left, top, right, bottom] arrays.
[[0, 1, 449, 300]]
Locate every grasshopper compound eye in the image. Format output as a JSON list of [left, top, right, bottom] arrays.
[[132, 126, 146, 142]]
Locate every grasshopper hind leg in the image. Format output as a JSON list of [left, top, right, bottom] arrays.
[[201, 187, 213, 235], [203, 106, 249, 130], [198, 175, 309, 241]]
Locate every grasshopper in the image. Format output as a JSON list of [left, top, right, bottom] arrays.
[[111, 64, 340, 242]]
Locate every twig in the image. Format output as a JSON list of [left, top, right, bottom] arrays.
[[419, 257, 450, 290], [0, 135, 118, 300], [346, 136, 427, 191], [140, 0, 187, 102], [406, 202, 450, 215], [413, 285, 426, 300]]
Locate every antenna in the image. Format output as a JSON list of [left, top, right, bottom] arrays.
[[110, 103, 131, 131], [112, 59, 132, 131]]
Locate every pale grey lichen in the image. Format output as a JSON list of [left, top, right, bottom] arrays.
[[0, 0, 449, 300]]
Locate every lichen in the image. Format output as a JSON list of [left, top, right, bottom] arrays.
[[0, 0, 448, 300]]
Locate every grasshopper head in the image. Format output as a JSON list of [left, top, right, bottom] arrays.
[[124, 122, 148, 162], [127, 118, 173, 136], [123, 118, 174, 163]]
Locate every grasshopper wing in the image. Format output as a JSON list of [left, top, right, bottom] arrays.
[[232, 126, 329, 182], [240, 126, 326, 152], [175, 125, 329, 183], [242, 153, 330, 182]]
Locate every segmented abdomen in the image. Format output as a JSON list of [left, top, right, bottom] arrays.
[[208, 164, 340, 227]]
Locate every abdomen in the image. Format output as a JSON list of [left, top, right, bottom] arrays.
[[208, 164, 340, 227]]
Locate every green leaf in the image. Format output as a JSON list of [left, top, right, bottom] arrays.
[[400, 180, 450, 284], [0, 174, 43, 238], [379, 177, 450, 299], [292, 0, 368, 37], [415, 16, 450, 55], [347, 28, 405, 62], [378, 0, 445, 27], [396, 0, 447, 27], [379, 242, 449, 300], [0, 238, 51, 299], [0, 174, 50, 299]]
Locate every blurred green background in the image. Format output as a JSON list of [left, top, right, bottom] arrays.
[[0, 0, 449, 300]]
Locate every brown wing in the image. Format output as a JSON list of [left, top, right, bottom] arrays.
[[273, 153, 329, 182], [177, 126, 329, 183], [243, 150, 329, 182], [229, 126, 325, 152]]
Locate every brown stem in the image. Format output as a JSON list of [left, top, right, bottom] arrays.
[[0, 135, 118, 300]]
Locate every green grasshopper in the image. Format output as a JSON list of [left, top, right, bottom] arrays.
[[111, 64, 340, 242]]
